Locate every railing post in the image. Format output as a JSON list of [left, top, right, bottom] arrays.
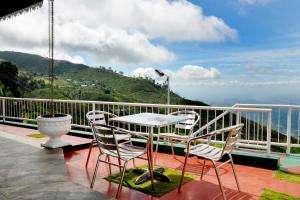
[[235, 111, 241, 142], [287, 107, 292, 154], [92, 103, 95, 123], [92, 103, 95, 112], [267, 111, 272, 155], [236, 111, 240, 125], [2, 98, 5, 123]]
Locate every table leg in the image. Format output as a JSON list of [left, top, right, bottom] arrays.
[[147, 127, 155, 189], [154, 127, 160, 164], [134, 126, 171, 186]]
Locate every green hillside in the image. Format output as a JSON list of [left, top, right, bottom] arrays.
[[0, 51, 207, 105]]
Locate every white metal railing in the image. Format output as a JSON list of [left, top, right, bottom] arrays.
[[235, 104, 300, 154], [0, 97, 292, 155], [190, 105, 273, 155]]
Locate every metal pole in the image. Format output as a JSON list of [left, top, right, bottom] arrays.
[[48, 0, 54, 116], [267, 111, 272, 155], [167, 76, 170, 114], [167, 76, 170, 105]]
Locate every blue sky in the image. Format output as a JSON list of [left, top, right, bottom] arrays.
[[158, 0, 300, 105], [1, 0, 300, 105]]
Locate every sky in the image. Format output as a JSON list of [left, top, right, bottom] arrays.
[[1, 0, 300, 105]]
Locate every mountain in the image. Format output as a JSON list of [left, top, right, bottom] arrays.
[[0, 51, 207, 106], [1, 51, 298, 153]]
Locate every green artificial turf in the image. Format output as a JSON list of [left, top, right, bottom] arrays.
[[260, 189, 300, 200], [27, 133, 48, 138], [275, 170, 300, 184], [214, 143, 223, 148], [105, 165, 195, 197]]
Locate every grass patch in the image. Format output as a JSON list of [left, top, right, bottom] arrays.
[[27, 133, 48, 138], [275, 170, 300, 184], [105, 165, 195, 197], [260, 189, 300, 200]]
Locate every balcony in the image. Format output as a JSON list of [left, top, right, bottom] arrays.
[[1, 97, 300, 200]]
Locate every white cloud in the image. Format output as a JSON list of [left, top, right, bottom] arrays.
[[170, 65, 221, 80], [238, 0, 272, 6], [132, 65, 221, 81], [118, 0, 237, 42], [57, 54, 85, 64], [56, 24, 176, 64], [237, 48, 300, 61], [237, 0, 273, 15], [190, 47, 300, 78], [132, 67, 159, 79], [0, 0, 236, 65], [172, 79, 300, 87]]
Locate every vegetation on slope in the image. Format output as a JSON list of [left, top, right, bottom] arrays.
[[0, 60, 45, 97], [0, 51, 207, 105]]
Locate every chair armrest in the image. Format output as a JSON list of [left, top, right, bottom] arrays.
[[187, 124, 244, 147], [187, 132, 215, 146]]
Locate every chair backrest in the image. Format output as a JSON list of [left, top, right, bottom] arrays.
[[92, 123, 121, 156], [219, 124, 244, 158], [86, 110, 117, 125], [86, 110, 117, 138], [170, 110, 200, 134]]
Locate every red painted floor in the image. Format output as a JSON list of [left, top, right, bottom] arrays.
[[1, 124, 300, 199], [287, 167, 300, 175], [64, 147, 282, 200], [0, 124, 91, 146]]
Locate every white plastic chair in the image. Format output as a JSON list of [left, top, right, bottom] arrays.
[[178, 124, 244, 200], [85, 110, 131, 167]]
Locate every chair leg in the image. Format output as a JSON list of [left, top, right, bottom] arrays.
[[85, 140, 94, 168], [178, 152, 189, 193], [212, 161, 226, 200], [118, 158, 122, 173], [107, 155, 112, 175], [229, 154, 241, 191], [170, 139, 175, 159], [200, 159, 206, 180], [90, 154, 101, 189], [129, 139, 136, 168], [116, 161, 128, 199]]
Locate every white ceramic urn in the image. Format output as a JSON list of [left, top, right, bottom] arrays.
[[37, 114, 72, 148]]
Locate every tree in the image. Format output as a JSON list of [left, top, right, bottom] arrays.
[[0, 82, 4, 96], [0, 61, 20, 97]]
